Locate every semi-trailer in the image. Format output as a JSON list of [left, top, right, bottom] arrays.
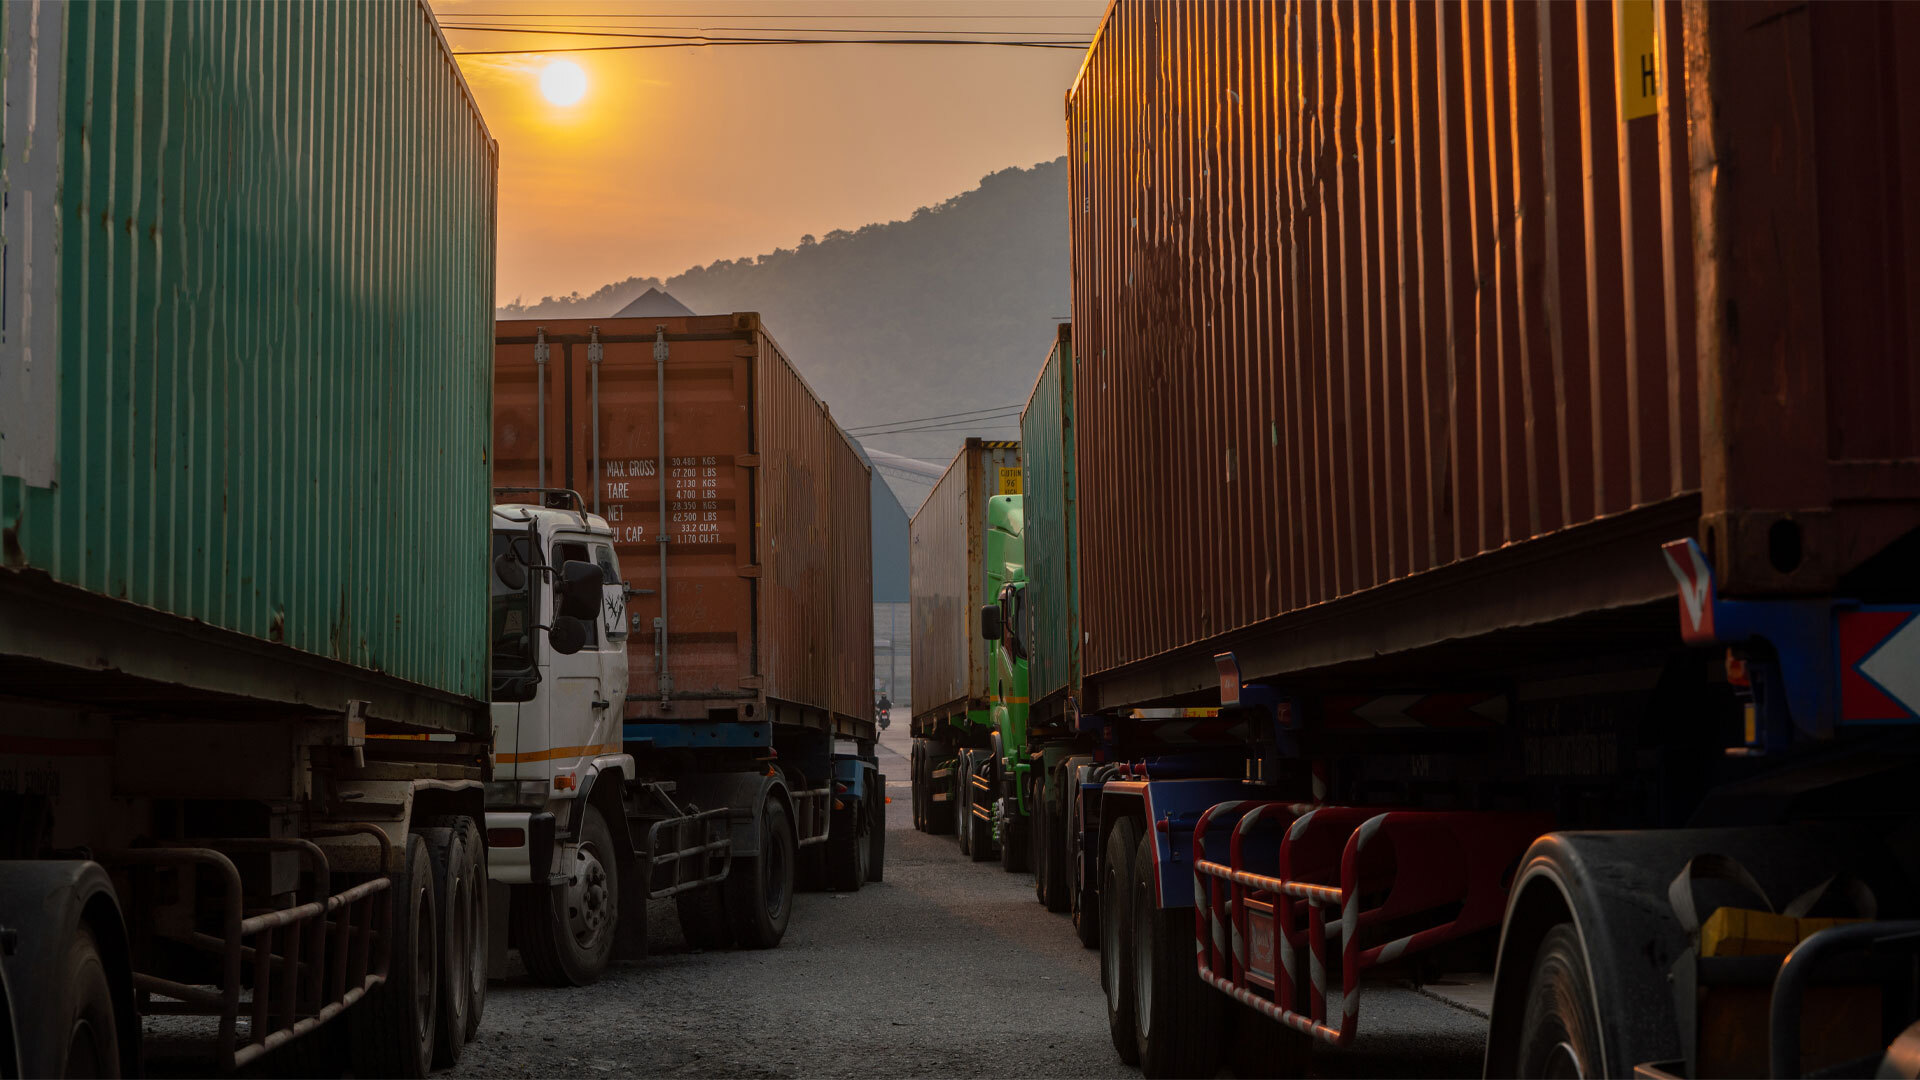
[[1036, 1, 1920, 1077], [487, 313, 882, 983], [908, 439, 1022, 856], [0, 2, 499, 1075]]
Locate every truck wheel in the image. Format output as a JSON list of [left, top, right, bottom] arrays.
[[1516, 924, 1602, 1079], [350, 831, 438, 1079], [1132, 830, 1224, 1078], [675, 884, 733, 950], [1000, 795, 1030, 873], [1231, 1007, 1311, 1078], [1040, 772, 1071, 913], [927, 752, 956, 835], [1032, 776, 1051, 905], [419, 826, 468, 1067], [422, 814, 487, 1045], [866, 779, 887, 883], [515, 803, 618, 986], [1073, 786, 1101, 948], [797, 837, 829, 893], [956, 754, 975, 856], [1102, 815, 1142, 1065], [910, 743, 926, 831], [827, 796, 870, 892], [57, 924, 121, 1078], [727, 796, 795, 949]]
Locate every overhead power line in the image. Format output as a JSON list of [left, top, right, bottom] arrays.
[[842, 403, 1025, 435], [448, 35, 1090, 54], [444, 22, 1089, 36], [444, 11, 1101, 20]]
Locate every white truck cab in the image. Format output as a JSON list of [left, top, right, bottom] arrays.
[[485, 499, 632, 889]]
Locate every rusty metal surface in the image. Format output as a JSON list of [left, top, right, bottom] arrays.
[[909, 439, 1022, 722], [494, 315, 872, 727], [1067, 0, 1920, 696]]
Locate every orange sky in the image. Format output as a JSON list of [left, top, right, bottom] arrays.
[[432, 1, 1105, 305]]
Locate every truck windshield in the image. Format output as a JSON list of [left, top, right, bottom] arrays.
[[492, 530, 539, 702]]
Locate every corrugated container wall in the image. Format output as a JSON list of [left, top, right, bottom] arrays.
[[0, 1, 498, 702], [1067, 0, 1920, 689], [493, 315, 873, 728], [909, 439, 1022, 722], [1020, 327, 1079, 715]]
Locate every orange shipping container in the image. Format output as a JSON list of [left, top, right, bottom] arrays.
[[494, 314, 874, 736]]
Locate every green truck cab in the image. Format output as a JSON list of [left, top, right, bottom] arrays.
[[979, 494, 1033, 869]]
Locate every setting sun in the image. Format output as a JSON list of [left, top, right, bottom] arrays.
[[539, 59, 587, 106]]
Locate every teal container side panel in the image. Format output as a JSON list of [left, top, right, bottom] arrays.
[[1021, 333, 1077, 706], [2, 1, 496, 702]]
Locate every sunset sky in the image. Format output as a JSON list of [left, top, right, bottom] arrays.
[[431, 1, 1105, 305]]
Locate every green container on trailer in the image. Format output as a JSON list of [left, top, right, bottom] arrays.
[[1020, 325, 1079, 719], [0, 0, 498, 729]]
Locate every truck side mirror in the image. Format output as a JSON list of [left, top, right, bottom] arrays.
[[549, 615, 589, 656], [558, 560, 604, 620], [493, 552, 528, 591], [980, 603, 1003, 641]]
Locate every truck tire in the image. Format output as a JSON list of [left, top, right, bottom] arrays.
[[418, 826, 467, 1067], [515, 803, 618, 986], [1132, 830, 1224, 1078], [999, 794, 1030, 873], [1516, 924, 1602, 1079], [350, 831, 438, 1079], [927, 752, 956, 836], [1231, 1007, 1311, 1078], [827, 796, 870, 893], [1102, 815, 1142, 1065], [422, 810, 487, 1045], [727, 796, 795, 949], [1032, 776, 1051, 905], [910, 742, 926, 831], [57, 924, 121, 1078], [1073, 786, 1100, 949], [797, 838, 829, 893], [1039, 772, 1071, 913], [675, 884, 733, 950], [956, 754, 975, 856], [866, 778, 887, 883]]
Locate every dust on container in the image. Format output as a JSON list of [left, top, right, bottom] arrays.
[[909, 437, 1023, 724], [493, 313, 874, 734], [1065, 0, 1920, 702]]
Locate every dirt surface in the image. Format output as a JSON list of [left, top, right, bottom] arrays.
[[448, 715, 1489, 1078]]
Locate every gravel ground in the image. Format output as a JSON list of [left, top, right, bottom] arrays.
[[449, 716, 1490, 1079]]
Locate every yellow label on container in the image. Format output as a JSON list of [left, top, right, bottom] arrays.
[[998, 467, 1023, 495], [1618, 0, 1658, 121]]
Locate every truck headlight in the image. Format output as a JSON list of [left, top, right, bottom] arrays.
[[485, 780, 548, 808]]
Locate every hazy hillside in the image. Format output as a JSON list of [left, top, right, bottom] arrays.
[[500, 158, 1069, 510]]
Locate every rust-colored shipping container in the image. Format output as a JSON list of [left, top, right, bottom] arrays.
[[1068, 0, 1920, 708], [494, 314, 874, 735]]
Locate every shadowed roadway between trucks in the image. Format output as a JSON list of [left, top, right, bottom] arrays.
[[449, 714, 1488, 1079]]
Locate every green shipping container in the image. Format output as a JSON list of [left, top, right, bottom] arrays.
[[0, 1, 497, 726], [1020, 325, 1078, 716]]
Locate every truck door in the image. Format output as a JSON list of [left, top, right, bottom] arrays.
[[552, 537, 616, 759]]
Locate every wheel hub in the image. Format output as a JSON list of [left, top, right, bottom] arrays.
[[567, 843, 611, 944]]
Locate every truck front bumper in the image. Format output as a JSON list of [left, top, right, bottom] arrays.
[[484, 810, 556, 886]]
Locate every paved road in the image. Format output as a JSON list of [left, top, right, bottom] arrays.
[[450, 715, 1488, 1078]]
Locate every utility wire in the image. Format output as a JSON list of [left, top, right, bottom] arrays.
[[452, 38, 1088, 53], [443, 11, 1101, 20], [854, 419, 1022, 437], [444, 21, 1090, 36], [843, 412, 1024, 437], [842, 402, 1025, 434]]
